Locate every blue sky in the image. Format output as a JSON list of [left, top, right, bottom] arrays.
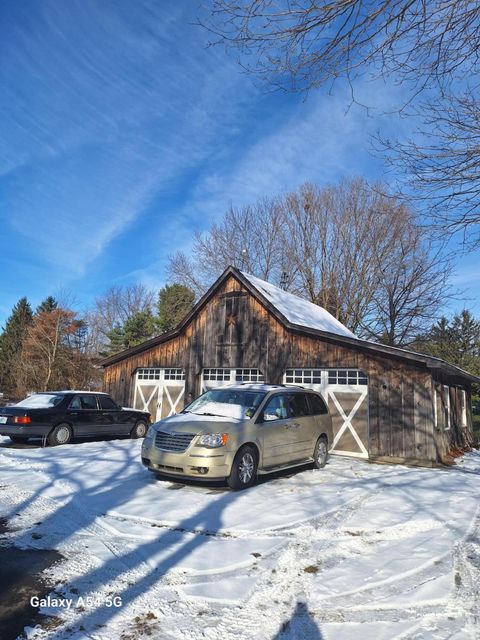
[[0, 0, 479, 327]]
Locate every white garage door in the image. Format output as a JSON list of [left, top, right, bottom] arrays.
[[283, 368, 369, 459], [201, 368, 264, 392], [133, 368, 185, 422]]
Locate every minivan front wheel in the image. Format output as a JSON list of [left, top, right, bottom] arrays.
[[314, 436, 328, 469], [227, 445, 258, 490]]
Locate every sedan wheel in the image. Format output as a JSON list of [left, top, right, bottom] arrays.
[[227, 445, 258, 490], [48, 423, 73, 446], [131, 420, 148, 439]]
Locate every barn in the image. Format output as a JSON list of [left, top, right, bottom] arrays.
[[101, 266, 477, 466]]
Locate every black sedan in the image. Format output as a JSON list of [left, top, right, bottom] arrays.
[[0, 391, 150, 446]]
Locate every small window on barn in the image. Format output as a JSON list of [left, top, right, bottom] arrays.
[[235, 369, 264, 382], [461, 389, 467, 428], [444, 385, 451, 430]]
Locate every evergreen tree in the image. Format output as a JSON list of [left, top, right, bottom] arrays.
[[0, 297, 33, 396], [104, 325, 126, 357], [36, 296, 58, 314], [420, 311, 480, 377], [157, 284, 195, 334], [124, 310, 156, 348], [450, 310, 480, 376]]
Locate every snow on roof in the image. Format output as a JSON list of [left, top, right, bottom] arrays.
[[241, 271, 357, 339]]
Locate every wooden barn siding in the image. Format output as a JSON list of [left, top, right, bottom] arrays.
[[103, 274, 471, 462]]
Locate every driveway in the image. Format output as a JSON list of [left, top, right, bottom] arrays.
[[0, 438, 478, 639]]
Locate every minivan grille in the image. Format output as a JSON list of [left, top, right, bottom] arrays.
[[155, 431, 196, 452]]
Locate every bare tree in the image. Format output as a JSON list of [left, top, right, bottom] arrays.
[[87, 284, 156, 353], [168, 178, 452, 345], [360, 216, 453, 345], [202, 1, 480, 240], [17, 308, 99, 394], [167, 197, 290, 295], [280, 179, 450, 342], [203, 1, 480, 93], [380, 91, 480, 245]]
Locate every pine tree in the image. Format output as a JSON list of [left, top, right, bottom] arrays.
[[450, 310, 480, 376], [420, 311, 480, 377], [36, 296, 58, 314], [104, 325, 126, 357], [0, 297, 33, 396], [123, 310, 156, 348], [157, 284, 195, 333]]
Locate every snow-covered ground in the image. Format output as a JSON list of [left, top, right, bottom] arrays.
[[0, 436, 479, 640]]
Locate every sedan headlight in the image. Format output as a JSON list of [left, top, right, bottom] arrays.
[[197, 433, 229, 448]]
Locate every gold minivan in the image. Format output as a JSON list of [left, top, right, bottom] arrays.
[[141, 384, 333, 490]]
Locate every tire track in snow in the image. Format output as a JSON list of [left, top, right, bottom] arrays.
[[187, 491, 380, 640]]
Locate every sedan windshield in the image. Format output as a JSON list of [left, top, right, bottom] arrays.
[[185, 389, 266, 419], [15, 394, 64, 408]]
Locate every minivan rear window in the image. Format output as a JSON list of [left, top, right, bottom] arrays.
[[309, 394, 328, 415]]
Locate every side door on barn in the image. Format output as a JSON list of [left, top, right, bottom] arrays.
[[133, 368, 185, 423]]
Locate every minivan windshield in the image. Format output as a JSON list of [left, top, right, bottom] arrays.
[[185, 389, 266, 419], [15, 394, 64, 408]]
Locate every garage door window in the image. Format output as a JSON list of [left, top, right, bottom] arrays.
[[284, 369, 322, 384], [137, 369, 161, 380], [236, 369, 264, 382], [202, 369, 265, 384], [164, 369, 185, 380], [203, 369, 234, 382], [328, 370, 368, 385]]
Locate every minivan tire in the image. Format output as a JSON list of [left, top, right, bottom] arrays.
[[227, 445, 258, 490], [313, 436, 328, 469]]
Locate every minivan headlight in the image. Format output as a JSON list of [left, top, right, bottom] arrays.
[[197, 433, 229, 448], [144, 426, 156, 441]]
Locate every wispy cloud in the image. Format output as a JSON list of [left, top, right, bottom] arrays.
[[0, 0, 256, 286]]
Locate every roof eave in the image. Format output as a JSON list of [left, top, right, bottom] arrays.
[[289, 322, 480, 383]]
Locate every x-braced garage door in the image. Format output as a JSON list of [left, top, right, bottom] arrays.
[[201, 368, 264, 392], [283, 369, 369, 459], [133, 368, 185, 422]]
